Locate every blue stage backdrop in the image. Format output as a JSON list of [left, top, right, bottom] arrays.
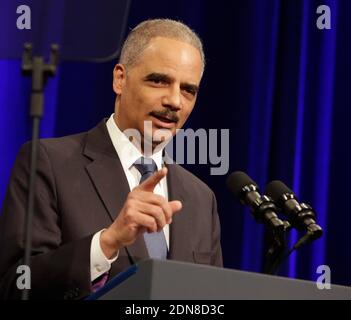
[[1, 0, 350, 286]]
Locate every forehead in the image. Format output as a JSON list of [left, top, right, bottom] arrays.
[[131, 37, 203, 83]]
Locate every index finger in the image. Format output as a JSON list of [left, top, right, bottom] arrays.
[[137, 167, 167, 192]]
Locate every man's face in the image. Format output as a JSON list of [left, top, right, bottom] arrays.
[[113, 37, 203, 148]]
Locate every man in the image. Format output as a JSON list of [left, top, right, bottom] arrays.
[[0, 19, 222, 300]]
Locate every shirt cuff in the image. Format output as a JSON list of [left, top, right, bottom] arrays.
[[90, 229, 118, 282]]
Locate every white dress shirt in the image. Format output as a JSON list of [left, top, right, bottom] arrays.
[[90, 114, 169, 281]]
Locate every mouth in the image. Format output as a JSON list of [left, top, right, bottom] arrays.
[[149, 111, 178, 129]]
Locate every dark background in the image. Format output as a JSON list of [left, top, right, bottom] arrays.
[[1, 0, 350, 286]]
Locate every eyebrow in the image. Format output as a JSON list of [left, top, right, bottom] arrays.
[[144, 73, 171, 82], [143, 72, 199, 94]]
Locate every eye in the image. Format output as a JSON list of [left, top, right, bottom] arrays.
[[184, 88, 196, 96], [145, 74, 170, 85], [150, 78, 165, 84], [146, 77, 170, 87]]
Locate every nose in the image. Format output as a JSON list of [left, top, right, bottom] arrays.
[[162, 86, 181, 111]]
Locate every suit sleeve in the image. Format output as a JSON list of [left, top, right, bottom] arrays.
[[0, 142, 93, 300], [210, 191, 223, 267]]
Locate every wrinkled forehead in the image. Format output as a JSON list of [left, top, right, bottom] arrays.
[[131, 37, 203, 82]]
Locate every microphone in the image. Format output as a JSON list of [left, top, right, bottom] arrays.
[[226, 171, 285, 231], [265, 181, 323, 240]]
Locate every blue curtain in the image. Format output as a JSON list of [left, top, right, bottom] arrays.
[[1, 0, 350, 286]]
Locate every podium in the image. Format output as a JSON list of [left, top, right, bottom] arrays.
[[88, 259, 351, 300]]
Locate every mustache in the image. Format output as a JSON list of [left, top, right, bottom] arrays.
[[149, 110, 179, 123]]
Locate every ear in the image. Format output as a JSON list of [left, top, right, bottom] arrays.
[[112, 64, 126, 95]]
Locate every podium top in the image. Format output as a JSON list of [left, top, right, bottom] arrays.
[[88, 259, 351, 300]]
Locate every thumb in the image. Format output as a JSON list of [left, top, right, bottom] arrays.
[[169, 200, 182, 213]]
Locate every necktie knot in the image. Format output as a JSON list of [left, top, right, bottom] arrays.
[[134, 157, 157, 183]]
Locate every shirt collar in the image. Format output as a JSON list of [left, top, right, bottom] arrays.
[[106, 114, 164, 172]]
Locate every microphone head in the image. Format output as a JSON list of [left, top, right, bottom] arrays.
[[265, 180, 296, 207], [226, 171, 258, 199]]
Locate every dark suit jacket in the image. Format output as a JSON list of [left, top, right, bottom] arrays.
[[0, 119, 222, 299]]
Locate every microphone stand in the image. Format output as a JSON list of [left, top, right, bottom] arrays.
[[263, 220, 291, 275], [266, 227, 321, 275], [21, 43, 59, 300]]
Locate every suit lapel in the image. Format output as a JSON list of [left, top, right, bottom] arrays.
[[83, 120, 149, 263], [167, 164, 194, 262]]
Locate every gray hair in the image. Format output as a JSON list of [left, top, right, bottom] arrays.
[[119, 19, 205, 73]]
